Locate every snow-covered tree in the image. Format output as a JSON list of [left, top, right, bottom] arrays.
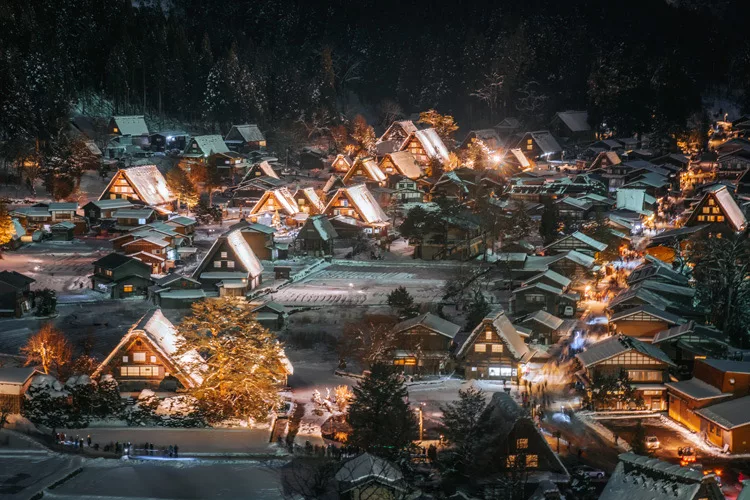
[[418, 109, 458, 143], [21, 324, 71, 376], [350, 115, 376, 156], [339, 315, 399, 369], [22, 375, 71, 429], [175, 298, 287, 423]]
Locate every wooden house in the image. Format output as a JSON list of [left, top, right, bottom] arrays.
[[653, 321, 727, 373], [0, 271, 35, 318], [576, 334, 675, 410], [456, 308, 532, 381], [378, 151, 422, 180], [460, 128, 503, 153], [342, 157, 386, 185], [149, 130, 188, 152], [91, 253, 153, 299], [503, 148, 532, 172], [387, 313, 461, 375], [109, 115, 149, 148], [49, 221, 76, 241], [182, 135, 248, 178], [148, 273, 205, 308], [83, 199, 134, 223], [324, 185, 390, 236], [230, 175, 287, 208], [430, 171, 473, 202], [599, 454, 724, 500], [693, 395, 750, 453], [471, 392, 569, 488], [518, 310, 565, 345], [246, 161, 279, 180], [293, 187, 325, 215], [120, 237, 170, 273], [414, 212, 484, 261], [92, 308, 202, 393], [295, 215, 338, 256], [555, 197, 592, 220], [249, 187, 301, 223], [516, 131, 562, 160], [666, 359, 750, 436], [335, 453, 408, 500], [191, 227, 263, 295], [684, 185, 746, 234], [400, 128, 450, 168], [510, 282, 577, 318], [0, 367, 41, 413], [717, 148, 750, 180], [549, 110, 593, 142], [229, 220, 277, 261], [224, 124, 266, 152], [589, 150, 622, 170], [166, 216, 197, 238], [494, 117, 521, 137], [113, 208, 157, 230], [378, 120, 419, 148], [99, 165, 175, 211], [609, 305, 685, 342], [543, 231, 607, 257], [388, 175, 424, 203], [331, 154, 354, 174]]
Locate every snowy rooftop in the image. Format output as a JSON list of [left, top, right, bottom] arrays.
[[191, 135, 230, 155], [521, 310, 564, 330], [577, 334, 674, 368], [392, 312, 461, 339], [227, 123, 264, 143], [336, 453, 404, 490], [383, 151, 422, 179], [411, 128, 450, 163], [226, 229, 263, 277], [329, 184, 388, 224], [665, 378, 731, 401], [112, 115, 149, 136], [458, 307, 530, 360], [118, 165, 175, 206], [696, 395, 750, 429], [555, 110, 591, 132]]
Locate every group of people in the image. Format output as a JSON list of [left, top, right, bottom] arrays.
[[52, 430, 181, 458], [54, 431, 92, 449]]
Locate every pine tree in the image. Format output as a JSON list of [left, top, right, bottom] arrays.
[[438, 387, 487, 477], [386, 286, 418, 319], [347, 363, 418, 457], [175, 298, 287, 423], [539, 197, 559, 244], [465, 289, 491, 330]]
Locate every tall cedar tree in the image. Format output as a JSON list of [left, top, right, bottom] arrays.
[[465, 289, 491, 329], [438, 387, 487, 477], [0, 198, 14, 248], [347, 363, 418, 456], [175, 298, 287, 423], [539, 197, 558, 244], [21, 323, 71, 376]]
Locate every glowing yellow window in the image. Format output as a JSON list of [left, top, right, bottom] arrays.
[[517, 438, 528, 449], [123, 285, 134, 293], [474, 344, 486, 353]]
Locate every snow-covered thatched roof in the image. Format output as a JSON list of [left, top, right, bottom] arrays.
[[408, 128, 450, 163], [250, 187, 300, 216], [225, 124, 265, 143], [576, 334, 674, 368], [553, 110, 590, 132], [380, 151, 422, 179], [295, 187, 325, 213], [189, 135, 230, 156], [92, 309, 203, 388], [335, 453, 406, 493], [457, 307, 530, 360], [344, 157, 386, 184], [100, 165, 174, 207], [326, 184, 388, 225], [392, 313, 461, 339], [112, 115, 149, 136]]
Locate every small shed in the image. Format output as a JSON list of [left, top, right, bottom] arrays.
[[0, 367, 41, 413], [49, 221, 76, 241], [274, 266, 292, 279]]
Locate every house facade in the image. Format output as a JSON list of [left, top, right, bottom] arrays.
[[191, 228, 263, 295], [91, 253, 153, 299], [387, 313, 460, 375]]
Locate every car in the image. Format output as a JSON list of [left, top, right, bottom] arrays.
[[574, 465, 606, 479], [646, 436, 660, 449], [562, 305, 575, 317]]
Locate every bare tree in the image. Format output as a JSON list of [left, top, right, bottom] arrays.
[[471, 70, 505, 123], [377, 99, 404, 129], [339, 315, 399, 369], [515, 81, 549, 127], [297, 110, 333, 139]]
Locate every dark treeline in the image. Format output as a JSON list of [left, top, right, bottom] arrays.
[[1, 0, 750, 149]]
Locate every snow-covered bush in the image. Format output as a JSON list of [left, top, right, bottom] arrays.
[[22, 375, 72, 428], [124, 390, 205, 428], [95, 375, 123, 418]]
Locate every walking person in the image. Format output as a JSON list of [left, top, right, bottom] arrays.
[[168, 445, 174, 457], [87, 435, 91, 447], [174, 445, 179, 458]]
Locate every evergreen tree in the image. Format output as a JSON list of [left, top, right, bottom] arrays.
[[34, 289, 57, 317], [438, 387, 487, 477], [386, 286, 418, 319], [631, 420, 649, 455], [539, 197, 559, 244], [465, 289, 491, 330], [175, 298, 287, 423], [347, 363, 418, 457]]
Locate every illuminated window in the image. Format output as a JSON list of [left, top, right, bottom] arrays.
[[492, 344, 503, 353], [113, 127, 119, 133], [213, 261, 222, 268], [526, 455, 538, 468], [506, 455, 517, 467], [717, 216, 725, 222], [485, 331, 493, 340], [150, 356, 156, 363], [517, 438, 528, 449], [702, 207, 710, 214], [708, 198, 715, 206], [106, 270, 113, 277], [712, 207, 721, 214], [475, 344, 486, 353], [697, 215, 705, 221], [221, 252, 228, 258], [122, 356, 128, 363], [133, 352, 146, 362], [123, 285, 133, 293], [707, 216, 716, 222]]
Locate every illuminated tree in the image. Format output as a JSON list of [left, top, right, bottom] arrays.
[[0, 199, 15, 248], [350, 114, 376, 156], [175, 298, 287, 423], [166, 166, 199, 213], [21, 324, 72, 376], [418, 109, 458, 143]]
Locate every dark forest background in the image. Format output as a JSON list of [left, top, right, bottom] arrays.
[[2, 0, 750, 150]]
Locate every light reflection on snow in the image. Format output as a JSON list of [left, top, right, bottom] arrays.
[[552, 412, 571, 424]]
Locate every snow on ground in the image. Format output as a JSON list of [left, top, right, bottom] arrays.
[[47, 459, 284, 499], [57, 427, 276, 455]]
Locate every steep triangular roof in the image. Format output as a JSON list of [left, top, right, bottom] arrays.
[[192, 228, 263, 279], [111, 115, 149, 136], [402, 128, 450, 163], [294, 187, 325, 213], [343, 157, 386, 184], [325, 184, 388, 224], [250, 187, 300, 216], [457, 307, 530, 360], [188, 135, 230, 156], [92, 308, 203, 388], [100, 165, 175, 206], [225, 124, 264, 143], [392, 313, 461, 339], [686, 185, 746, 231], [248, 161, 279, 180], [380, 151, 422, 179]]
